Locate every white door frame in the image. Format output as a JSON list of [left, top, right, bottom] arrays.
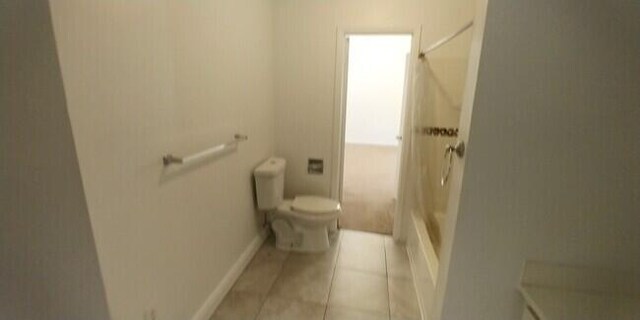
[[330, 26, 422, 240]]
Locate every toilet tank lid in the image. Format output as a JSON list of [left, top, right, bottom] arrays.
[[254, 157, 286, 177], [292, 196, 341, 215]]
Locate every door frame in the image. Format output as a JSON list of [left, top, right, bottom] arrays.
[[330, 26, 422, 240]]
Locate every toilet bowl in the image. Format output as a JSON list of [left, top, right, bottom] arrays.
[[254, 158, 341, 252], [270, 196, 340, 251]]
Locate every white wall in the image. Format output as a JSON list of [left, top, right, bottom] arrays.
[[0, 0, 110, 318], [48, 1, 275, 319], [345, 35, 411, 146], [274, 0, 428, 197], [437, 1, 640, 319]]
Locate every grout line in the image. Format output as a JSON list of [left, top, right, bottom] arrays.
[[322, 232, 343, 320], [251, 239, 291, 320], [384, 237, 392, 320]]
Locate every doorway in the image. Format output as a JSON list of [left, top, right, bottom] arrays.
[[338, 35, 412, 235]]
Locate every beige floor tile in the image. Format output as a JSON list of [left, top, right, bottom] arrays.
[[267, 251, 337, 303], [287, 250, 339, 270], [213, 230, 422, 320], [231, 239, 289, 295], [328, 268, 389, 314], [388, 277, 420, 320], [256, 296, 325, 320], [210, 290, 264, 320], [325, 305, 389, 320], [337, 230, 386, 274], [254, 237, 291, 263], [384, 237, 412, 280], [340, 230, 385, 251]]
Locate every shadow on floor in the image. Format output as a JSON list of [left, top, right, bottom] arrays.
[[211, 230, 420, 320]]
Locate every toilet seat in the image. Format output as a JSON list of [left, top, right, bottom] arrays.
[[275, 196, 341, 224], [291, 196, 341, 215]]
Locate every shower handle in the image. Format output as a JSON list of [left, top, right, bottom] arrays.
[[450, 140, 465, 157], [440, 141, 465, 187]]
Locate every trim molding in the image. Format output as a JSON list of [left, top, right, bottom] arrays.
[[190, 228, 269, 320]]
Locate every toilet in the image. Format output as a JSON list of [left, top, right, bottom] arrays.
[[254, 157, 341, 252]]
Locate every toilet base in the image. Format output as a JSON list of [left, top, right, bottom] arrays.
[[270, 216, 339, 252]]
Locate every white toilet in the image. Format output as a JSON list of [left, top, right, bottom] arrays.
[[254, 157, 341, 252]]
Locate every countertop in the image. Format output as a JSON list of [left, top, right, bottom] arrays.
[[520, 284, 640, 320]]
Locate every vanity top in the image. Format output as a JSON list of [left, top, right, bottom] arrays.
[[519, 285, 640, 320], [519, 261, 640, 320]]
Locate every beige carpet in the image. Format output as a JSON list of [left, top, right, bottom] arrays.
[[340, 143, 399, 235]]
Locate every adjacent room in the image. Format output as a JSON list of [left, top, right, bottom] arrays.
[[3, 1, 639, 320], [340, 35, 411, 235]]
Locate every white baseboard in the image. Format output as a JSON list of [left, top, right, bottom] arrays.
[[191, 228, 269, 320]]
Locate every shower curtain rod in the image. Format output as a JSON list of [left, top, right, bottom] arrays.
[[419, 21, 474, 59]]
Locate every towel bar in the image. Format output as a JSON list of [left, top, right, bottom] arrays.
[[162, 134, 248, 166]]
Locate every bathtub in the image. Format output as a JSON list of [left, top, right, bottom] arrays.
[[406, 211, 440, 320]]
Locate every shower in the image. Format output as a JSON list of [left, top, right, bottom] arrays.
[[405, 22, 474, 256]]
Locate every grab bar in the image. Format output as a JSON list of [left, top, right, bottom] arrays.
[[162, 134, 248, 166]]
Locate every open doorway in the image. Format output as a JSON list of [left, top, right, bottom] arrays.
[[339, 35, 412, 235]]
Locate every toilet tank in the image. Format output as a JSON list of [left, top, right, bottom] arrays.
[[254, 157, 286, 210]]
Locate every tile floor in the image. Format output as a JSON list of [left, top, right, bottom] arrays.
[[211, 230, 420, 320]]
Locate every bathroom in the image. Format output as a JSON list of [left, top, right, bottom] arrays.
[[3, 0, 640, 320]]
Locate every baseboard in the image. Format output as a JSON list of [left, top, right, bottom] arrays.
[[191, 227, 269, 320]]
